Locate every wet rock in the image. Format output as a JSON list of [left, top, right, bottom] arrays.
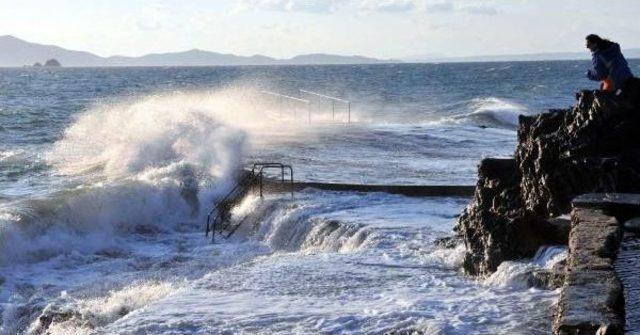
[[456, 158, 557, 275], [458, 84, 640, 276], [528, 268, 565, 290], [547, 216, 572, 244], [434, 235, 462, 249], [517, 89, 640, 217]]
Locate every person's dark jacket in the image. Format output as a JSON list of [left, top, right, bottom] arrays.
[[587, 42, 634, 89]]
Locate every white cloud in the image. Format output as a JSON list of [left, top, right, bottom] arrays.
[[426, 1, 498, 15], [359, 0, 416, 12], [235, 0, 347, 13], [426, 2, 454, 13]]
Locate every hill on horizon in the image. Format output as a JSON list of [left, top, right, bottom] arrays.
[[2, 35, 639, 68], [0, 35, 394, 67]]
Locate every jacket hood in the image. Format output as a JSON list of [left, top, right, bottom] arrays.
[[595, 43, 621, 56]]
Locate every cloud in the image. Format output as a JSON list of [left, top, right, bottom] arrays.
[[426, 2, 454, 13], [359, 0, 417, 12], [426, 1, 498, 15], [235, 0, 347, 13], [460, 5, 498, 15]]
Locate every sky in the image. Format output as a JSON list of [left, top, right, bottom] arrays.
[[0, 0, 639, 59]]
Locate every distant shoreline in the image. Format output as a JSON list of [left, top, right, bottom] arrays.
[[1, 58, 639, 69]]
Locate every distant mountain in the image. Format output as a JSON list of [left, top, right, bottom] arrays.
[[407, 49, 640, 63], [0, 35, 104, 67], [282, 53, 396, 65], [0, 35, 393, 67], [105, 49, 278, 66]]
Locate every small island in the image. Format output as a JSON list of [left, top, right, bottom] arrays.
[[44, 59, 61, 67], [31, 59, 62, 67]]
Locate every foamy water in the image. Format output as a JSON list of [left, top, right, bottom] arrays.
[[0, 61, 607, 334], [3, 191, 561, 334]]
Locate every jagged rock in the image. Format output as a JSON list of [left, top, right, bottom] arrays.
[[517, 87, 640, 217], [457, 81, 640, 276], [547, 216, 572, 244], [529, 268, 565, 290], [455, 158, 561, 275], [434, 235, 462, 249]]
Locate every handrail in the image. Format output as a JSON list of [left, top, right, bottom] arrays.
[[251, 162, 294, 199], [299, 89, 351, 123], [260, 91, 312, 123], [205, 163, 295, 243], [205, 173, 256, 243]]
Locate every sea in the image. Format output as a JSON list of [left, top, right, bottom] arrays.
[[1, 60, 638, 334]]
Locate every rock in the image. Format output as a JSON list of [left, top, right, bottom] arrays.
[[434, 235, 462, 249], [455, 158, 558, 275], [547, 216, 572, 244], [624, 217, 640, 234], [517, 89, 640, 217], [458, 84, 640, 276], [529, 268, 565, 290], [44, 59, 61, 67]]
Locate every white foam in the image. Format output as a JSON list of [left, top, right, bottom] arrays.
[[27, 281, 175, 335], [468, 97, 527, 127], [484, 245, 567, 288]]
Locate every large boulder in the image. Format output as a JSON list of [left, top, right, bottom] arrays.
[[517, 88, 640, 217], [455, 158, 559, 275], [456, 79, 640, 276]]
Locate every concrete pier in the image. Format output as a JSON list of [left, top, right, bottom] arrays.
[[260, 178, 476, 197], [553, 193, 640, 335]]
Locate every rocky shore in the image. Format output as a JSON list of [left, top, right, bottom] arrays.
[[454, 79, 640, 333]]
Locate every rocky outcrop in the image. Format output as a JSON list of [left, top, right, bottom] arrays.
[[517, 90, 640, 217], [456, 79, 640, 276], [44, 58, 61, 67], [455, 158, 562, 275]]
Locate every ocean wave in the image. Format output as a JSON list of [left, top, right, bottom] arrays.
[[0, 89, 261, 265], [426, 97, 527, 129], [25, 280, 175, 334]]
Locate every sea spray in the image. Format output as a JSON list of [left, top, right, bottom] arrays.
[[1, 88, 298, 265]]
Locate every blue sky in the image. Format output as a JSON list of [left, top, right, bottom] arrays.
[[0, 0, 639, 59]]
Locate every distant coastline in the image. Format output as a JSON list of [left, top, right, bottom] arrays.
[[1, 35, 639, 68]]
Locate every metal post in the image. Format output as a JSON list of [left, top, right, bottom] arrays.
[[290, 167, 294, 199], [211, 216, 216, 243], [205, 214, 210, 237], [259, 172, 263, 197], [332, 101, 335, 121]]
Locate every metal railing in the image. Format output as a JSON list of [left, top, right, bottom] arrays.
[[251, 162, 294, 199], [205, 172, 257, 243], [261, 91, 311, 123], [299, 89, 351, 123], [205, 163, 294, 243]]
